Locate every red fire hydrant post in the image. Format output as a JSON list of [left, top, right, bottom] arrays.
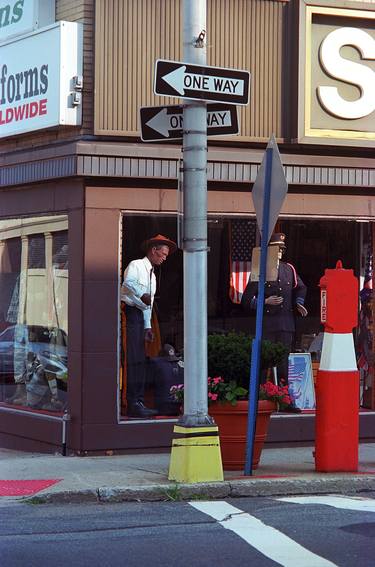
[[315, 260, 359, 472]]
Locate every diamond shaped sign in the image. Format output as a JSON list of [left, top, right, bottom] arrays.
[[251, 134, 288, 244]]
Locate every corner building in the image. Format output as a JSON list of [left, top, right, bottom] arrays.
[[1, 0, 374, 453]]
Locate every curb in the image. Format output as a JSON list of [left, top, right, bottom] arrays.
[[24, 475, 375, 505]]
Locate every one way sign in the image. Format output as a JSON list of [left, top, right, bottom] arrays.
[[140, 103, 239, 141], [154, 59, 250, 106]]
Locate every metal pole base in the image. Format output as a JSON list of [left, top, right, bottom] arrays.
[[168, 424, 224, 483], [178, 413, 215, 427]]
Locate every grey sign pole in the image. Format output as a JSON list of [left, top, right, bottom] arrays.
[[179, 0, 212, 427], [168, 0, 223, 483]]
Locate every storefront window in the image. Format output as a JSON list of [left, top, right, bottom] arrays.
[[0, 216, 68, 413], [120, 214, 361, 420]]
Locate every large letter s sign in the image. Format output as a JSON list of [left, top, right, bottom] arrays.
[[318, 27, 375, 119]]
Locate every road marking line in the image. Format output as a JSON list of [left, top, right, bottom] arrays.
[[277, 495, 375, 512], [189, 501, 337, 567]]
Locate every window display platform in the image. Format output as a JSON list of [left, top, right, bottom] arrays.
[[268, 409, 375, 444], [118, 409, 375, 446]]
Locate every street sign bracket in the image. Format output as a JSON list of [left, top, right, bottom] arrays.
[[179, 167, 207, 173], [183, 130, 207, 135], [181, 145, 208, 152]]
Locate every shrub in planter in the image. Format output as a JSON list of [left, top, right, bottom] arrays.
[[170, 332, 291, 408], [207, 331, 288, 390], [207, 332, 251, 390]]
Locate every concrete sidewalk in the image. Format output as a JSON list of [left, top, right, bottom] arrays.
[[1, 444, 375, 504]]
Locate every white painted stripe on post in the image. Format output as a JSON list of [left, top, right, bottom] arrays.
[[319, 332, 357, 371], [277, 495, 375, 512], [189, 501, 338, 567]]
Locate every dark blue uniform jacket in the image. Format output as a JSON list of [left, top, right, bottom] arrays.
[[241, 262, 307, 333]]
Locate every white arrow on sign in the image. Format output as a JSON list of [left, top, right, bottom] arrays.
[[146, 107, 233, 137], [162, 65, 245, 97], [146, 108, 178, 137]]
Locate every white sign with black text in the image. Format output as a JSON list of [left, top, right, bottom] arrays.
[[154, 59, 250, 105], [0, 21, 83, 138]]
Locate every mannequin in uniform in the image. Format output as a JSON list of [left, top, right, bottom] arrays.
[[241, 233, 307, 412]]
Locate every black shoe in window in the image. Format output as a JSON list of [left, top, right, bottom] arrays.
[[127, 401, 158, 418]]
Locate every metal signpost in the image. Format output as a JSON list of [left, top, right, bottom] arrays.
[[166, 0, 224, 482], [244, 135, 288, 476], [141, 0, 251, 482], [154, 59, 250, 105], [178, 1, 210, 431], [140, 103, 239, 142]]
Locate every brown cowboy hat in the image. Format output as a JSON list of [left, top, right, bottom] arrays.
[[142, 234, 177, 254]]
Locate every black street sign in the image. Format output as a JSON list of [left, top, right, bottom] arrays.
[[154, 59, 250, 105], [140, 103, 239, 142]]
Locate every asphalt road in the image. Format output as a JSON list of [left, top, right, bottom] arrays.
[[1, 493, 375, 566]]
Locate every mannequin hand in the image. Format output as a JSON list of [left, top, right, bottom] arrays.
[[296, 303, 308, 317], [265, 295, 284, 305], [144, 328, 154, 342], [141, 293, 151, 306]]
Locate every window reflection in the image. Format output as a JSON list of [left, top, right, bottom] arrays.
[[0, 216, 68, 413]]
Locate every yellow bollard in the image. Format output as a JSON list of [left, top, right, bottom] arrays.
[[168, 424, 224, 483]]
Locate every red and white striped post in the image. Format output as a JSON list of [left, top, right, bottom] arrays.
[[315, 260, 359, 472]]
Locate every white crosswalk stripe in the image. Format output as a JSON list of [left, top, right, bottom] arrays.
[[276, 495, 375, 512], [189, 500, 338, 567]]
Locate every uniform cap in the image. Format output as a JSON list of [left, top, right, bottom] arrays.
[[269, 232, 286, 248]]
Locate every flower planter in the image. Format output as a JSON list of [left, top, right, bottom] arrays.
[[209, 399, 275, 470]]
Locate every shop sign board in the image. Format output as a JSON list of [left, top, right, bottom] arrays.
[[0, 0, 55, 43], [0, 21, 83, 138], [298, 3, 375, 146], [140, 103, 239, 141], [154, 59, 250, 105]]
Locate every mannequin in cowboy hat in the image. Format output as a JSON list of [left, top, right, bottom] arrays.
[[241, 232, 307, 413], [121, 234, 177, 418]]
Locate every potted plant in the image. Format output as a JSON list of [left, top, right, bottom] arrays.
[[207, 331, 290, 470], [170, 331, 291, 470]]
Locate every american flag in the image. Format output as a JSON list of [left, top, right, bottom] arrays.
[[360, 237, 373, 303], [358, 233, 373, 372], [229, 219, 257, 304], [288, 354, 315, 410]]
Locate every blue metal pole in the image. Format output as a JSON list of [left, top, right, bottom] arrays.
[[244, 146, 273, 476]]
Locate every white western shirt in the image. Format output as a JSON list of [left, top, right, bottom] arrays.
[[121, 256, 156, 329]]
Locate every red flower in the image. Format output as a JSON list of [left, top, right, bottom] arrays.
[[259, 381, 292, 409]]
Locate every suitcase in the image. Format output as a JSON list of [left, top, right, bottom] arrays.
[[148, 357, 183, 416]]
